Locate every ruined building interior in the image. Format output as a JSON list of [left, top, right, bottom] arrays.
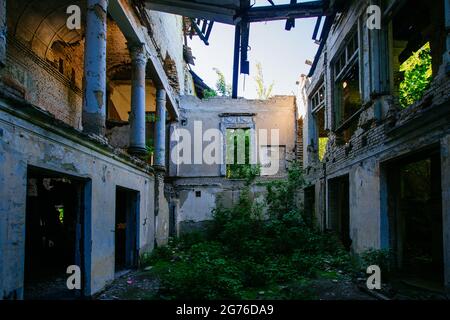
[[298, 0, 450, 293], [0, 0, 449, 300]]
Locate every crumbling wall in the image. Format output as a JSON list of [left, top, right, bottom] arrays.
[[0, 103, 155, 299], [169, 95, 298, 233], [0, 41, 83, 128], [146, 10, 193, 95], [301, 0, 450, 286]]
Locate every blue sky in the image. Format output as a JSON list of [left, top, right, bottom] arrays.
[[187, 2, 319, 99]]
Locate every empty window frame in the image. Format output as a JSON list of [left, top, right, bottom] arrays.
[[388, 0, 443, 108], [333, 31, 362, 141], [310, 82, 328, 161], [225, 128, 253, 179]]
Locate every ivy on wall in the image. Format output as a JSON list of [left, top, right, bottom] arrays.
[[399, 42, 433, 108]]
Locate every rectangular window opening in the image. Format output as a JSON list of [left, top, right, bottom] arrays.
[[389, 0, 442, 109], [333, 30, 361, 143], [225, 128, 254, 179]]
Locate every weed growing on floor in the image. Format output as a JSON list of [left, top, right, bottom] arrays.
[[144, 163, 358, 299]]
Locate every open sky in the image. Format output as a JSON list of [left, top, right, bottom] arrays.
[[187, 1, 320, 99]]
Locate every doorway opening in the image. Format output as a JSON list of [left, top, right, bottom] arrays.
[[328, 175, 351, 251], [115, 187, 139, 275], [24, 167, 86, 300], [304, 186, 316, 227], [387, 148, 444, 291], [169, 202, 177, 237]]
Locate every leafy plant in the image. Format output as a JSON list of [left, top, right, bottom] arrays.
[[360, 248, 393, 276], [254, 62, 274, 100], [143, 162, 356, 300], [203, 88, 218, 98], [399, 42, 433, 108], [213, 68, 232, 97], [143, 138, 154, 162]]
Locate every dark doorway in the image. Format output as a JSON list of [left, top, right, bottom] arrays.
[[387, 149, 444, 290], [169, 203, 177, 237], [304, 186, 316, 227], [115, 187, 139, 274], [24, 167, 86, 300], [328, 175, 351, 251]]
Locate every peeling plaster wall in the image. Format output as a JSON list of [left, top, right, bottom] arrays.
[[0, 105, 155, 299], [0, 41, 83, 129], [172, 95, 297, 177], [155, 172, 170, 246], [300, 0, 450, 289], [146, 11, 192, 95], [348, 158, 381, 252], [174, 179, 268, 235]]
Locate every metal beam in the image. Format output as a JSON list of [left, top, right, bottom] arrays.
[[189, 18, 210, 45], [308, 13, 335, 77], [312, 16, 323, 40], [232, 24, 241, 99], [145, 0, 237, 25], [245, 1, 326, 23]]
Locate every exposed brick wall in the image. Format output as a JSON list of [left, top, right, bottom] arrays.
[[1, 39, 83, 128], [107, 18, 131, 78], [303, 0, 450, 182], [297, 117, 304, 166]]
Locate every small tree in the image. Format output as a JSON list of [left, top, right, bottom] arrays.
[[213, 68, 232, 96], [254, 62, 274, 100]]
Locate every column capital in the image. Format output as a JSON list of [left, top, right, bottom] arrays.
[[156, 88, 166, 100], [128, 43, 147, 66]]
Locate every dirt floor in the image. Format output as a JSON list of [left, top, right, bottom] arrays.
[[96, 270, 376, 300]]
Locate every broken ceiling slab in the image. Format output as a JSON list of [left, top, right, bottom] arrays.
[[144, 0, 328, 25], [145, 0, 240, 24]]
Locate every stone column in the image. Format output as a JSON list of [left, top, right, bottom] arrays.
[[154, 88, 167, 168], [0, 0, 6, 68], [82, 0, 108, 135], [128, 43, 147, 155]]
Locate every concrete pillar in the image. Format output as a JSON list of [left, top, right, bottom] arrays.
[[0, 0, 6, 68], [82, 0, 108, 136], [441, 134, 450, 292], [154, 88, 167, 168], [128, 44, 147, 155]]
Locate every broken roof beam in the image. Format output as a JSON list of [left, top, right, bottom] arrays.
[[145, 0, 237, 25], [245, 1, 327, 23]]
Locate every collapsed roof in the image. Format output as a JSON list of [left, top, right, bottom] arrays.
[[144, 0, 346, 97]]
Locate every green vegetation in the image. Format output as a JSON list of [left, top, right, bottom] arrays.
[[213, 68, 232, 97], [144, 138, 155, 163], [201, 68, 231, 98], [225, 129, 259, 179], [203, 88, 218, 98], [399, 42, 433, 108], [254, 62, 274, 100], [143, 163, 362, 300], [318, 137, 328, 162]]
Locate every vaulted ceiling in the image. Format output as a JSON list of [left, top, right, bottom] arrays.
[[7, 0, 86, 60]]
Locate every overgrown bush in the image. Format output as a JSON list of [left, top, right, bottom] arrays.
[[359, 248, 393, 278], [145, 162, 356, 299]]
